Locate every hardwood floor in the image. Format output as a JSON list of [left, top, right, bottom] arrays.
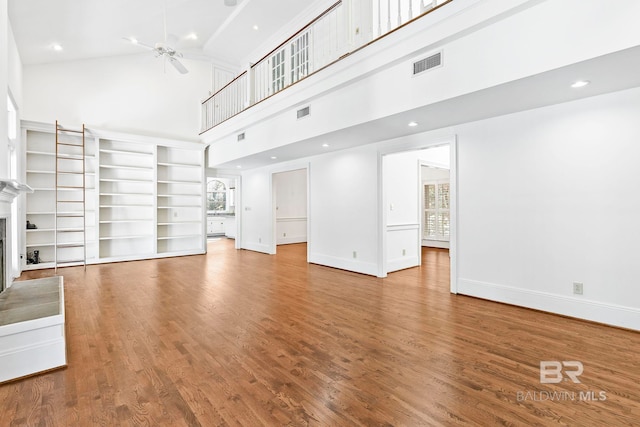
[[2, 240, 638, 426]]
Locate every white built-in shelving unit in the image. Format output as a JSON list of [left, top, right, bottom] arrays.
[[98, 139, 156, 261], [22, 121, 206, 270], [25, 130, 57, 269], [156, 147, 204, 254]]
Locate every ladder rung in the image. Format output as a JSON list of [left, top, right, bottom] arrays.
[[57, 142, 84, 147], [57, 128, 84, 134], [56, 154, 84, 159]]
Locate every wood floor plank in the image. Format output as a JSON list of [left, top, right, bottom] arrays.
[[1, 240, 638, 426]]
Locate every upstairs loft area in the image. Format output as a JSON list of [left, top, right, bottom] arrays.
[[201, 0, 452, 133]]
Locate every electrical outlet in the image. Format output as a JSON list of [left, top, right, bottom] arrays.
[[173, 211, 178, 217], [390, 203, 394, 211], [402, 249, 406, 256], [283, 232, 286, 237], [353, 251, 357, 259], [258, 237, 261, 243], [573, 282, 583, 295]]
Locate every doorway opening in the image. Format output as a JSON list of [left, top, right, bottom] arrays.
[[271, 168, 308, 255], [380, 138, 456, 293], [205, 176, 238, 244]]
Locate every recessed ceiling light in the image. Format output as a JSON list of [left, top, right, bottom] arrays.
[[186, 33, 198, 40], [571, 80, 590, 88], [236, 165, 242, 169], [322, 143, 330, 148], [408, 121, 418, 127], [270, 156, 277, 160], [253, 25, 259, 31], [52, 43, 63, 52]]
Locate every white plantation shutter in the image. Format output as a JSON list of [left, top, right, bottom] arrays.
[[271, 49, 286, 94], [290, 31, 310, 83], [424, 180, 450, 241]]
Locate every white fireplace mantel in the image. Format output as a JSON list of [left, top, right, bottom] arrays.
[[0, 180, 33, 203]]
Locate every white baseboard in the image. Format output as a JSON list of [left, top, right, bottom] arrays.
[[387, 255, 420, 273], [422, 240, 450, 249], [309, 252, 378, 276], [277, 236, 307, 245], [458, 279, 640, 331], [242, 241, 273, 254]]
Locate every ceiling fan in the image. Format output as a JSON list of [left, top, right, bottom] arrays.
[[124, 1, 194, 74], [125, 0, 239, 74], [126, 36, 189, 74]]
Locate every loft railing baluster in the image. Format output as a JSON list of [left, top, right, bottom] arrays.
[[377, 0, 382, 37]]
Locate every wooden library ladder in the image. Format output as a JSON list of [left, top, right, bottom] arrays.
[[54, 121, 87, 272]]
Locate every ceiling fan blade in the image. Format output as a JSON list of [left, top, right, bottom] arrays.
[[123, 37, 156, 51], [169, 57, 189, 74]]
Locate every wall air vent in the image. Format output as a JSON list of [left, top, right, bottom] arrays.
[[237, 132, 245, 142], [297, 106, 310, 119], [413, 51, 442, 76]]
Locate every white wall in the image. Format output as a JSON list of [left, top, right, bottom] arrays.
[[0, 0, 8, 176], [22, 54, 212, 141], [241, 167, 274, 254], [383, 150, 422, 272], [7, 20, 22, 110], [308, 146, 379, 275], [455, 87, 640, 330], [274, 169, 307, 245]]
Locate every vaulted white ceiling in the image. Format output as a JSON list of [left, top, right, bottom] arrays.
[[9, 0, 330, 70]]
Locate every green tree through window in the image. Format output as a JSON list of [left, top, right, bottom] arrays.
[[207, 179, 226, 212]]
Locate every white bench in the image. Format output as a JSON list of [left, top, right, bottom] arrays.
[[0, 276, 66, 383]]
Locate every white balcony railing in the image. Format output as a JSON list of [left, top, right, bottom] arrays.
[[201, 0, 450, 133]]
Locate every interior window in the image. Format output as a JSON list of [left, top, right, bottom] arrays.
[[207, 179, 227, 212]]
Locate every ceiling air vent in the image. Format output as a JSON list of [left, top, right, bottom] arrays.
[[413, 51, 442, 76], [237, 132, 245, 142], [297, 106, 310, 119]]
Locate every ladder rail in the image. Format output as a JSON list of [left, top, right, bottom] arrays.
[[55, 121, 87, 273]]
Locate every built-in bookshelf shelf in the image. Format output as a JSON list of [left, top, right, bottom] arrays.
[[99, 235, 154, 241]]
